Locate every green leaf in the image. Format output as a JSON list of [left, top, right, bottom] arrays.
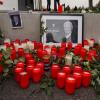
[[46, 89, 52, 96], [40, 83, 47, 89], [18, 57, 25, 62], [5, 60, 13, 65], [4, 68, 9, 73]]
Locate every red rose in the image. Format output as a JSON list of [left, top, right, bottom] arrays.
[[0, 65, 3, 74]]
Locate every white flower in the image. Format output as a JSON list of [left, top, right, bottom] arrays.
[[26, 41, 34, 50], [0, 45, 6, 51], [14, 43, 19, 51], [4, 38, 11, 44], [81, 9, 86, 13], [65, 54, 72, 65], [84, 45, 89, 51], [21, 43, 27, 49], [88, 40, 94, 47]]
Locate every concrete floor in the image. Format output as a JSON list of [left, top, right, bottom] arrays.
[[0, 79, 98, 100]]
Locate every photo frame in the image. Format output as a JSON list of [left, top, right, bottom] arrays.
[[41, 14, 84, 47], [9, 11, 23, 28]]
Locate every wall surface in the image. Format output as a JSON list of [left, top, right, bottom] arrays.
[[0, 0, 18, 10], [0, 12, 100, 42]]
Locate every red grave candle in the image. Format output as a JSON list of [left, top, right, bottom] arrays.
[[14, 67, 24, 82], [61, 42, 66, 49], [56, 72, 66, 89], [16, 62, 24, 69], [62, 65, 71, 76], [65, 77, 76, 94], [26, 65, 34, 78], [83, 40, 89, 46], [24, 39, 29, 43], [32, 68, 42, 83], [4, 43, 10, 48], [18, 48, 25, 57], [32, 41, 37, 49], [51, 64, 60, 79], [59, 47, 65, 57], [58, 5, 62, 13], [27, 59, 35, 66], [42, 50, 48, 56], [80, 48, 87, 60], [36, 62, 44, 75], [25, 53, 33, 61], [15, 39, 20, 44], [74, 46, 80, 56], [82, 71, 92, 87], [10, 49, 16, 60], [67, 42, 72, 51], [37, 49, 43, 58], [73, 65, 82, 73], [73, 72, 82, 88], [19, 72, 29, 89], [38, 42, 43, 50]]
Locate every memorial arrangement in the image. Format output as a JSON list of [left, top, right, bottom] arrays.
[[0, 38, 100, 96]]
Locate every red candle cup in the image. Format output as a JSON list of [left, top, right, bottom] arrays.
[[56, 72, 66, 89], [37, 49, 43, 58], [62, 65, 71, 76], [80, 48, 87, 60], [73, 65, 82, 73], [19, 72, 29, 89], [59, 47, 65, 57], [27, 59, 35, 66], [83, 40, 89, 46], [16, 62, 24, 69], [36, 62, 44, 75], [32, 41, 37, 49], [10, 49, 16, 60], [14, 67, 24, 82], [65, 77, 76, 95], [32, 68, 42, 83], [37, 43, 43, 50], [73, 73, 82, 88], [74, 46, 80, 56], [18, 48, 25, 57], [25, 53, 33, 61], [15, 39, 20, 44], [51, 64, 60, 79], [82, 71, 92, 87], [26, 65, 34, 78], [67, 42, 72, 51], [61, 42, 66, 49], [58, 5, 62, 13]]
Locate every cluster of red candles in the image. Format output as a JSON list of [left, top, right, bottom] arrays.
[[51, 64, 92, 94], [14, 53, 44, 89]]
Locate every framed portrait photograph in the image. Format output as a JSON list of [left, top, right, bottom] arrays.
[[41, 14, 84, 47], [9, 11, 23, 28]]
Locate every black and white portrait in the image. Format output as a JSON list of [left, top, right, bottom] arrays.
[[9, 12, 22, 28], [41, 14, 83, 47]]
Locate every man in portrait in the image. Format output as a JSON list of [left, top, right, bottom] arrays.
[[63, 20, 78, 43]]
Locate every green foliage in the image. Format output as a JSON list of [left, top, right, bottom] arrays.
[[40, 73, 55, 96]]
